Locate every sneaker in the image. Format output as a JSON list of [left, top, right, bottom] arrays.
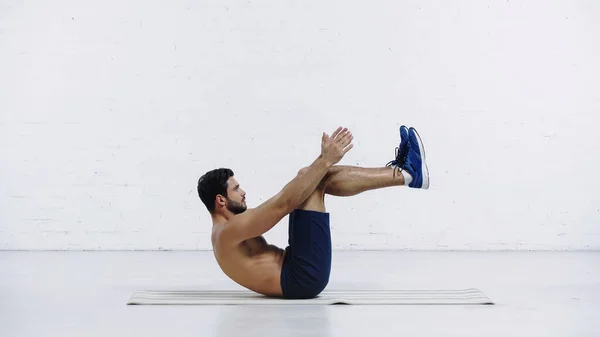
[[402, 127, 430, 189], [385, 125, 409, 176]]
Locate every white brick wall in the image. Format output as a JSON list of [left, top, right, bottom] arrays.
[[1, 0, 599, 250]]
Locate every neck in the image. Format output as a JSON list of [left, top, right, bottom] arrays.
[[211, 211, 233, 225]]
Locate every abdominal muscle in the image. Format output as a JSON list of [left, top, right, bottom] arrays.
[[212, 234, 287, 297]]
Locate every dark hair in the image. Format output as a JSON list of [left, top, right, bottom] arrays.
[[197, 168, 234, 213]]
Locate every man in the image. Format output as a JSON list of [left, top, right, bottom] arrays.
[[197, 125, 429, 299]]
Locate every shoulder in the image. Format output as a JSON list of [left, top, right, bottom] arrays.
[[213, 216, 246, 248]]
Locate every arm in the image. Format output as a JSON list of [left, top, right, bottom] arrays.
[[220, 127, 354, 244], [220, 155, 331, 244], [279, 155, 332, 212]]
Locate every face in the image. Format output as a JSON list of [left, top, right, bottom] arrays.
[[223, 176, 246, 214]]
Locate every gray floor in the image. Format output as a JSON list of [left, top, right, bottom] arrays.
[[1, 251, 599, 337]]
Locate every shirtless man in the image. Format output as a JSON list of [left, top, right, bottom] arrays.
[[197, 125, 429, 299]]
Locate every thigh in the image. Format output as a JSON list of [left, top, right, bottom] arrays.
[[287, 207, 331, 250], [286, 203, 331, 270], [282, 208, 332, 298]]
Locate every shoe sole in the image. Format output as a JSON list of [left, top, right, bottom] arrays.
[[410, 128, 429, 189]]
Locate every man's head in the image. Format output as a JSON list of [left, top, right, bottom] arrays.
[[197, 168, 247, 216]]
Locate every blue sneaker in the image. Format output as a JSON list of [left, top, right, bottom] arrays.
[[385, 125, 409, 176], [402, 127, 430, 189]]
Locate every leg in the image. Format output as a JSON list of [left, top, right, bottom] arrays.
[[294, 165, 406, 198], [323, 165, 406, 197], [294, 165, 405, 206], [280, 170, 330, 299], [317, 124, 430, 194], [295, 123, 429, 199], [281, 165, 403, 298]]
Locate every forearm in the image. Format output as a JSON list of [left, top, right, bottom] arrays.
[[279, 155, 332, 211]]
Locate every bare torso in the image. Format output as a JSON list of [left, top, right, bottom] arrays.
[[211, 225, 286, 297]]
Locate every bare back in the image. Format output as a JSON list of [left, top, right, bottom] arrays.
[[211, 224, 286, 297]]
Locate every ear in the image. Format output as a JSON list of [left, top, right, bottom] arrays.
[[215, 194, 226, 208]]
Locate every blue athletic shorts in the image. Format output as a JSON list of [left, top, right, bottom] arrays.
[[280, 209, 332, 299]]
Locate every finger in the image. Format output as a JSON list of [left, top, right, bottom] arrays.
[[331, 126, 344, 139], [343, 143, 354, 153], [345, 136, 354, 148], [338, 131, 353, 144], [340, 128, 349, 139]]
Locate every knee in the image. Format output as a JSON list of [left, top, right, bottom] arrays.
[[297, 167, 329, 191], [299, 166, 336, 176]]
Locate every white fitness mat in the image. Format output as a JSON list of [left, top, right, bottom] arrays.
[[127, 288, 494, 305]]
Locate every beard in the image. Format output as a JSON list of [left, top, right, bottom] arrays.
[[226, 198, 247, 214]]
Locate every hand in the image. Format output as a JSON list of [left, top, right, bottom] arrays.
[[321, 126, 354, 166]]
